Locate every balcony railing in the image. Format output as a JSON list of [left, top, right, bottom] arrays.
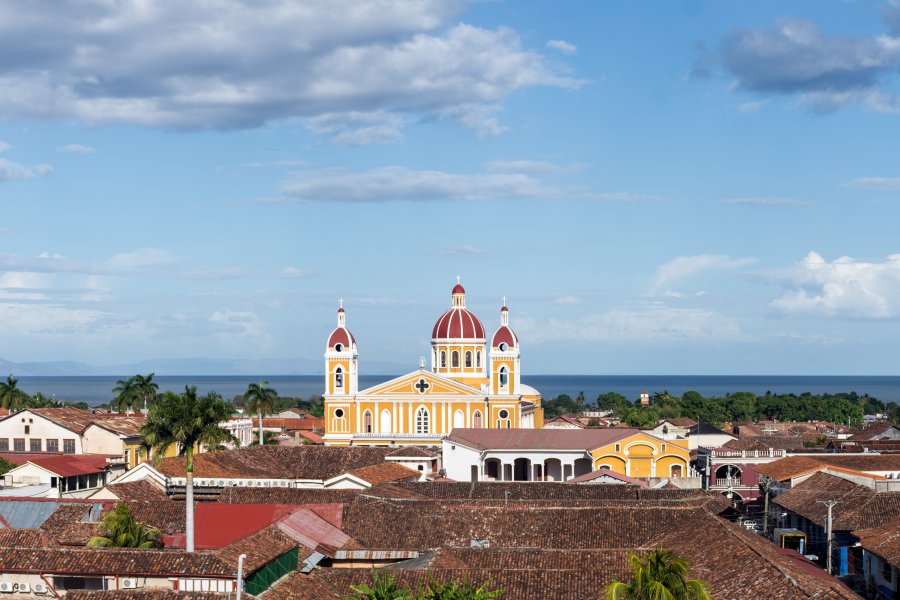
[[715, 478, 745, 487]]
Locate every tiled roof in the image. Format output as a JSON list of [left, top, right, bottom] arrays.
[[567, 467, 649, 486], [687, 422, 730, 436], [447, 427, 638, 451], [262, 571, 340, 600], [0, 546, 234, 577], [29, 407, 96, 433], [155, 445, 395, 480], [666, 417, 698, 427], [216, 487, 359, 505], [215, 525, 298, 573], [855, 515, 900, 567], [105, 480, 170, 501], [125, 501, 190, 534], [544, 415, 586, 428], [773, 472, 900, 530], [5, 454, 117, 477], [849, 422, 900, 441], [89, 415, 146, 436], [756, 455, 895, 482], [67, 593, 245, 600], [343, 462, 420, 486], [385, 446, 434, 458], [250, 417, 325, 431], [40, 504, 97, 545], [722, 436, 806, 451], [0, 528, 58, 548]]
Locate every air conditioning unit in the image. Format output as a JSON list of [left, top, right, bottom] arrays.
[[0, 582, 13, 593], [32, 583, 48, 595], [15, 584, 28, 593], [121, 578, 138, 589]]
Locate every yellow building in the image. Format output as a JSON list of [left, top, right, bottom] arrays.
[[324, 283, 543, 446]]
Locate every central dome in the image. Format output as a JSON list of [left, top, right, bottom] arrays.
[[432, 283, 485, 340]]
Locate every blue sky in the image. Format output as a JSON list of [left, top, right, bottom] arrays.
[[2, 0, 900, 375]]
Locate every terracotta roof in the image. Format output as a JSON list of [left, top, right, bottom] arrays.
[[29, 407, 96, 433], [756, 455, 894, 482], [216, 487, 359, 505], [544, 415, 586, 428], [262, 571, 340, 600], [773, 472, 900, 530], [344, 462, 420, 486], [39, 504, 97, 545], [665, 417, 698, 427], [89, 415, 146, 436], [67, 593, 244, 600], [215, 525, 298, 573], [386, 446, 434, 458], [104, 480, 170, 501], [567, 467, 649, 486], [855, 515, 900, 567], [447, 428, 638, 451], [722, 436, 806, 451], [849, 422, 900, 441], [125, 501, 189, 534], [250, 417, 325, 431], [155, 444, 395, 480], [0, 546, 235, 577], [0, 528, 58, 548]]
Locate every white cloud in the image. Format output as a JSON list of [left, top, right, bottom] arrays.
[[844, 177, 900, 190], [107, 248, 178, 269], [281, 266, 311, 278], [653, 254, 757, 291], [57, 144, 95, 154], [721, 196, 813, 207], [516, 304, 741, 343], [240, 160, 306, 169], [554, 295, 582, 305], [738, 100, 768, 113], [305, 111, 405, 146], [767, 251, 900, 318], [0, 158, 52, 182], [546, 40, 577, 55], [0, 2, 580, 139], [0, 140, 10, 152]]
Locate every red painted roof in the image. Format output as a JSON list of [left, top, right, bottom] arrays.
[[491, 325, 518, 348], [327, 326, 355, 349], [1, 453, 116, 477], [452, 283, 465, 294], [432, 307, 485, 339]]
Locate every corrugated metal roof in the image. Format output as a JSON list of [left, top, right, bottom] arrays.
[[0, 500, 61, 528], [275, 507, 352, 556]]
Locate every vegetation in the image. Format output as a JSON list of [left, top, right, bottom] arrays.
[[244, 380, 279, 445], [606, 548, 710, 600], [140, 386, 237, 552], [0, 374, 29, 411], [0, 456, 17, 476], [344, 572, 503, 600], [543, 388, 896, 429], [234, 392, 325, 418], [86, 502, 162, 548], [112, 373, 159, 414]]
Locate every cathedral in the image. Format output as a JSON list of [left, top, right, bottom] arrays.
[[323, 283, 544, 446]]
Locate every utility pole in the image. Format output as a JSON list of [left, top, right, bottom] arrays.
[[817, 500, 839, 575]]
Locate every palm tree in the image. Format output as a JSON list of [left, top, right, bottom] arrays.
[[87, 502, 162, 548], [419, 577, 503, 599], [112, 376, 138, 414], [345, 572, 414, 600], [606, 548, 710, 600], [132, 372, 159, 412], [140, 386, 237, 552], [244, 380, 279, 447], [0, 375, 29, 411]]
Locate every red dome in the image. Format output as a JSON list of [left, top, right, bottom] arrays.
[[327, 327, 355, 349], [452, 283, 465, 294], [432, 308, 485, 340], [492, 326, 518, 348]]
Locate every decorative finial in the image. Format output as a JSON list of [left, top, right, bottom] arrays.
[[418, 356, 426, 369], [339, 297, 343, 309]]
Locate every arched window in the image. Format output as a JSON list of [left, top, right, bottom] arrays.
[[363, 410, 372, 433], [415, 407, 430, 434], [476, 351, 482, 368], [499, 366, 508, 388], [451, 351, 460, 368], [380, 409, 392, 433], [465, 351, 472, 368], [334, 367, 344, 391], [453, 409, 465, 429], [472, 410, 483, 428], [440, 351, 447, 368]]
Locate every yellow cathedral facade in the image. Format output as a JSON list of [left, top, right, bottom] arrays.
[[323, 283, 544, 446]]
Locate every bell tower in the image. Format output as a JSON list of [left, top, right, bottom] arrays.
[[324, 301, 358, 395], [489, 300, 520, 395]]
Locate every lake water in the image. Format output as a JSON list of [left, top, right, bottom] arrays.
[[15, 374, 900, 406]]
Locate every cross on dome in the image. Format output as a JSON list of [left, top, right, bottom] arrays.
[[501, 296, 507, 306], [339, 297, 343, 309]]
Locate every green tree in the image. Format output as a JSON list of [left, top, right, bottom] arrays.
[[244, 380, 279, 446], [0, 375, 29, 411], [132, 373, 159, 412], [86, 502, 162, 548], [597, 392, 631, 415], [344, 572, 414, 600], [140, 386, 237, 552], [419, 577, 503, 599], [0, 457, 17, 476], [112, 376, 138, 414], [606, 548, 710, 600]]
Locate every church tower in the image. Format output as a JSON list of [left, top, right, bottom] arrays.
[[431, 281, 488, 389], [324, 304, 358, 395], [489, 302, 520, 395]]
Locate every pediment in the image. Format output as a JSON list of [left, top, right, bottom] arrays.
[[360, 371, 482, 397]]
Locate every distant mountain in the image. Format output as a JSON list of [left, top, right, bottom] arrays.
[[0, 356, 408, 377]]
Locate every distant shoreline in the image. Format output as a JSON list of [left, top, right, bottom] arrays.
[[15, 374, 900, 406]]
